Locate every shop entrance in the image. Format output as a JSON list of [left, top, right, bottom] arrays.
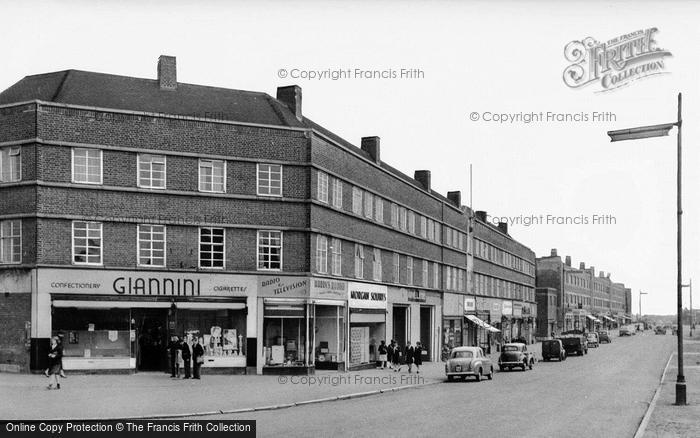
[[392, 305, 408, 348], [134, 309, 168, 371], [419, 306, 432, 361]]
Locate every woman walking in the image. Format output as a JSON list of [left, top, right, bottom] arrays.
[[47, 336, 63, 390], [378, 340, 388, 369]]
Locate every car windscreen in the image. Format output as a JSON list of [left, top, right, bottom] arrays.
[[502, 346, 520, 352], [451, 350, 473, 359]]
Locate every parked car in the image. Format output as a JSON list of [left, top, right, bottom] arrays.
[[541, 339, 566, 362], [498, 343, 536, 371], [586, 333, 599, 348], [558, 334, 588, 356], [619, 326, 632, 336], [598, 331, 611, 343], [655, 326, 666, 335], [445, 346, 494, 382]]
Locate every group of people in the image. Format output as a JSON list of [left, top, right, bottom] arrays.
[[167, 335, 205, 379], [377, 340, 423, 373]]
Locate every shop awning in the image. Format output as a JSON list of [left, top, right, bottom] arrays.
[[586, 315, 597, 322], [52, 300, 246, 310], [465, 314, 501, 333], [602, 315, 615, 322]]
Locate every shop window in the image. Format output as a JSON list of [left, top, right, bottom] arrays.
[[354, 244, 364, 278], [316, 235, 328, 274], [199, 227, 225, 269], [0, 219, 21, 264], [372, 248, 382, 281], [52, 308, 130, 361], [332, 178, 342, 208], [138, 224, 166, 267], [316, 170, 328, 203], [179, 309, 246, 364], [263, 304, 306, 366], [0, 146, 21, 182], [138, 154, 166, 189], [258, 230, 282, 271], [72, 221, 102, 265], [331, 238, 342, 275], [72, 148, 102, 185], [258, 163, 283, 197], [198, 159, 226, 193]]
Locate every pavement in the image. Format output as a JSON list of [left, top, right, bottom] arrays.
[[642, 327, 700, 438]]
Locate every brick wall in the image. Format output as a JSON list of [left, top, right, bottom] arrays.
[[0, 292, 31, 372], [0, 104, 36, 142]]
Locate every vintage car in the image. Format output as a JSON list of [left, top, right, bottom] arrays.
[[619, 326, 633, 336], [586, 333, 599, 348], [541, 339, 566, 362], [445, 346, 494, 382], [598, 331, 611, 343], [655, 326, 666, 335], [558, 334, 588, 356], [498, 343, 535, 371]]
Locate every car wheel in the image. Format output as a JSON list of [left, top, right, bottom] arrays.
[[447, 375, 454, 382], [475, 368, 482, 382]]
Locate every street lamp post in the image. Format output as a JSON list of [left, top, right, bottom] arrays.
[[639, 291, 648, 325], [607, 92, 686, 406]]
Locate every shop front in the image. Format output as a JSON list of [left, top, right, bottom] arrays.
[[442, 292, 464, 359], [475, 297, 503, 353], [257, 276, 347, 375], [501, 300, 513, 341], [521, 303, 536, 343], [36, 268, 254, 374], [387, 287, 441, 363], [512, 302, 523, 340], [348, 282, 387, 370]]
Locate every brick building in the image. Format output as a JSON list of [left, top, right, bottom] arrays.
[[0, 56, 470, 374], [535, 249, 632, 336], [468, 212, 536, 352]]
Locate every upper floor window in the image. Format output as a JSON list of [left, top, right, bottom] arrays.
[[406, 256, 414, 286], [0, 146, 21, 182], [0, 220, 21, 264], [199, 159, 226, 193], [372, 248, 382, 281], [200, 227, 225, 269], [138, 154, 166, 189], [433, 262, 439, 288], [420, 216, 427, 238], [316, 171, 328, 203], [393, 252, 400, 283], [138, 224, 166, 267], [422, 260, 429, 287], [316, 235, 328, 274], [258, 230, 282, 271], [332, 178, 343, 209], [399, 207, 407, 231], [258, 164, 283, 197], [72, 148, 102, 185], [364, 192, 373, 219], [427, 220, 435, 242], [72, 221, 102, 265], [391, 203, 399, 228], [352, 187, 363, 215], [408, 211, 415, 234], [354, 244, 364, 278], [374, 197, 384, 223], [331, 238, 342, 276]]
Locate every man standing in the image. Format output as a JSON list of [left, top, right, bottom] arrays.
[[413, 341, 423, 373], [192, 337, 205, 380], [387, 340, 395, 370], [405, 342, 414, 373], [167, 335, 180, 378], [181, 337, 192, 379]]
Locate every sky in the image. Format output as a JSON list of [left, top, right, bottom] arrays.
[[1, 0, 698, 315]]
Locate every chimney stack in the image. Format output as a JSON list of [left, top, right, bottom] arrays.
[[580, 262, 586, 270], [599, 271, 605, 278], [497, 222, 508, 234], [475, 211, 488, 222], [414, 170, 431, 191], [551, 249, 558, 257], [361, 137, 381, 164], [276, 85, 303, 120], [447, 191, 461, 207], [565, 256, 571, 267], [158, 55, 177, 90]]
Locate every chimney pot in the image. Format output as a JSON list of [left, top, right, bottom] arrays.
[[158, 55, 177, 90], [551, 249, 558, 257], [580, 262, 586, 269], [475, 211, 488, 222], [276, 85, 303, 121], [361, 137, 381, 164], [565, 256, 571, 267], [497, 222, 508, 234], [447, 191, 461, 207], [414, 170, 431, 191]]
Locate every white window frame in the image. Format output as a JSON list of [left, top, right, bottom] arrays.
[[71, 148, 103, 185], [137, 154, 167, 189], [0, 146, 21, 183], [354, 243, 364, 278], [257, 230, 283, 271], [199, 227, 226, 269], [422, 260, 428, 287], [331, 238, 342, 276], [352, 187, 363, 215], [399, 207, 407, 231], [374, 197, 384, 223], [420, 216, 427, 238], [364, 192, 373, 219], [406, 256, 414, 286], [137, 224, 166, 267], [391, 203, 399, 228], [332, 178, 343, 209], [0, 219, 21, 264], [372, 248, 382, 281], [198, 159, 226, 193], [317, 171, 328, 203], [258, 163, 283, 197], [316, 235, 328, 274], [72, 221, 103, 265], [408, 211, 415, 234]]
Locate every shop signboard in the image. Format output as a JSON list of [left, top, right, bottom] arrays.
[[522, 303, 532, 315], [309, 278, 347, 301], [464, 297, 476, 313], [258, 276, 309, 298], [407, 289, 426, 303], [348, 282, 387, 309], [38, 269, 254, 297], [502, 300, 513, 316], [513, 302, 523, 318]]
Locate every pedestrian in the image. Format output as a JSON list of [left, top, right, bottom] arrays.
[[46, 336, 63, 390], [44, 335, 67, 379], [387, 340, 395, 370], [167, 335, 180, 378], [405, 342, 414, 373], [378, 340, 388, 369], [192, 337, 204, 380], [180, 337, 192, 379], [413, 341, 423, 374], [393, 343, 403, 372]]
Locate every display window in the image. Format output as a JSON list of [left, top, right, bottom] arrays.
[[349, 311, 386, 367], [314, 305, 345, 368], [176, 309, 246, 365], [263, 304, 308, 367], [52, 308, 132, 360]]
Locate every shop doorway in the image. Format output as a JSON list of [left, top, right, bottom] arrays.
[[392, 306, 408, 348], [419, 306, 432, 361], [134, 309, 168, 371]]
